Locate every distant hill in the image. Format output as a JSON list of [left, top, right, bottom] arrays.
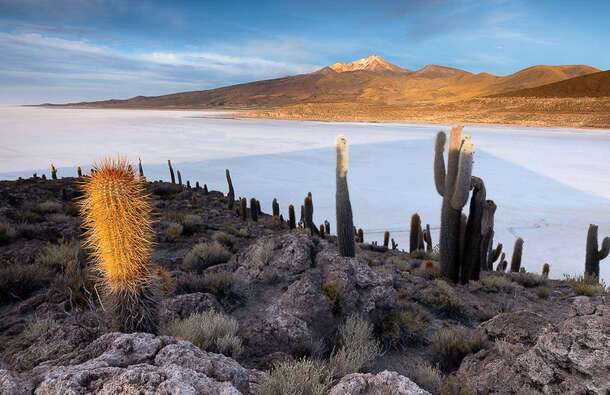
[[492, 70, 610, 98], [47, 55, 600, 109]]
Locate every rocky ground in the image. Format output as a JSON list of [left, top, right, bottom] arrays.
[[0, 177, 608, 394]]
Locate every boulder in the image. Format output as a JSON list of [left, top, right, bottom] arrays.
[[329, 370, 430, 395]]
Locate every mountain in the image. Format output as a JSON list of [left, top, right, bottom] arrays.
[[492, 70, 610, 98], [328, 55, 409, 73], [50, 56, 600, 109]]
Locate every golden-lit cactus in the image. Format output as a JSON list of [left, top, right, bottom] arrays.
[[80, 157, 160, 333]]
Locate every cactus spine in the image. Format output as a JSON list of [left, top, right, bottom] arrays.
[[585, 224, 610, 280], [510, 238, 524, 272], [168, 160, 175, 184], [288, 204, 296, 229], [80, 158, 160, 333], [434, 126, 474, 282], [336, 135, 356, 257], [226, 169, 235, 209]]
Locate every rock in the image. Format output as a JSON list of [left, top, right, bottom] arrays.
[[0, 369, 34, 395], [160, 292, 223, 322], [456, 303, 610, 393], [479, 310, 552, 345], [329, 370, 430, 395], [234, 234, 314, 284], [570, 295, 596, 316], [32, 332, 265, 394]]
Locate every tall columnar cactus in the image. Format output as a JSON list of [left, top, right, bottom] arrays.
[[434, 126, 474, 282], [177, 170, 183, 187], [239, 198, 247, 221], [304, 195, 319, 235], [324, 221, 330, 235], [510, 238, 524, 272], [336, 135, 356, 257], [226, 169, 235, 209], [272, 198, 280, 217], [138, 158, 144, 178], [80, 158, 160, 333], [585, 224, 610, 280], [460, 177, 486, 283], [542, 263, 550, 279], [480, 200, 497, 271], [488, 242, 503, 268], [357, 228, 364, 244], [250, 198, 258, 221], [51, 164, 58, 180], [186, 180, 191, 189], [410, 213, 423, 254], [167, 160, 175, 184], [203, 184, 209, 195], [77, 166, 83, 178], [288, 204, 296, 229], [319, 224, 325, 239], [383, 231, 390, 249], [423, 224, 433, 253]]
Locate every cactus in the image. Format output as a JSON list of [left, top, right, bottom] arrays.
[[410, 213, 423, 253], [335, 135, 355, 257], [434, 126, 474, 282], [460, 177, 486, 283], [496, 253, 507, 271], [79, 157, 160, 333], [177, 171, 183, 187], [585, 224, 610, 280], [203, 184, 208, 195], [480, 200, 497, 271], [167, 160, 175, 184], [272, 198, 280, 217], [488, 242, 503, 268], [542, 263, 550, 279], [186, 180, 191, 189], [138, 158, 144, 178], [256, 200, 262, 215], [239, 198, 247, 220], [303, 195, 319, 235], [423, 224, 433, 253], [324, 220, 330, 235], [195, 181, 200, 189], [288, 204, 296, 229], [226, 169, 235, 209], [77, 166, 83, 178], [319, 224, 325, 239], [510, 238, 524, 272], [250, 198, 258, 221], [357, 228, 364, 243], [51, 164, 58, 180], [383, 231, 390, 249], [42, 174, 47, 180], [391, 238, 398, 250]]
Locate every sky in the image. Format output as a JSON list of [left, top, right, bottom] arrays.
[[1, 0, 609, 104]]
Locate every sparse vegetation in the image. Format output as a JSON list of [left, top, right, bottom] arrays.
[[381, 306, 427, 349], [564, 274, 607, 297], [0, 222, 17, 244], [322, 280, 345, 314], [535, 286, 550, 299], [411, 363, 442, 395], [258, 358, 331, 395], [480, 274, 518, 293], [213, 231, 235, 250], [165, 222, 184, 241], [431, 326, 488, 372], [422, 279, 464, 314], [36, 200, 63, 214], [36, 240, 80, 272], [23, 318, 59, 338], [183, 241, 232, 273], [0, 264, 53, 305], [329, 314, 381, 377], [165, 310, 243, 357]]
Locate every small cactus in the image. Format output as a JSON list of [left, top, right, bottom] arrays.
[[272, 198, 280, 217], [510, 238, 524, 272], [138, 158, 144, 178], [177, 170, 183, 186], [357, 228, 364, 243], [383, 231, 390, 249], [410, 213, 423, 254], [423, 224, 433, 253], [239, 198, 247, 220], [186, 180, 191, 189], [324, 220, 330, 235], [335, 135, 356, 257], [203, 184, 209, 195], [391, 238, 398, 250], [303, 195, 319, 235], [250, 198, 258, 221], [167, 160, 175, 184], [50, 164, 58, 180], [319, 224, 325, 239], [585, 224, 610, 280], [542, 263, 550, 279], [195, 181, 200, 189], [79, 157, 160, 333], [77, 166, 83, 178], [42, 174, 47, 180], [460, 177, 486, 283], [288, 204, 296, 229], [256, 200, 262, 215], [226, 169, 235, 209]]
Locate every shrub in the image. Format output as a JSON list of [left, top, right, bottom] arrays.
[[322, 280, 344, 314], [413, 260, 441, 279], [411, 363, 442, 395], [154, 266, 175, 296], [213, 231, 235, 251], [423, 279, 464, 314], [200, 272, 237, 301], [36, 240, 80, 272], [14, 223, 44, 239], [253, 239, 275, 267], [0, 222, 17, 245], [431, 326, 488, 372], [0, 264, 53, 305], [329, 314, 381, 378], [258, 358, 331, 395], [183, 242, 231, 273], [23, 318, 59, 338], [180, 215, 202, 235], [564, 275, 607, 297], [535, 286, 550, 299], [175, 273, 208, 294], [381, 306, 426, 349], [509, 272, 545, 288], [480, 274, 517, 293], [165, 222, 184, 241], [165, 310, 242, 357], [36, 200, 63, 214]]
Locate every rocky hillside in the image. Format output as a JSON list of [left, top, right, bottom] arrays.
[[493, 70, 610, 98], [0, 176, 609, 394]]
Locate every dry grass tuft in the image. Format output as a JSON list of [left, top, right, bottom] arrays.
[[258, 358, 331, 395], [329, 314, 381, 378], [431, 326, 488, 372], [183, 242, 231, 273]]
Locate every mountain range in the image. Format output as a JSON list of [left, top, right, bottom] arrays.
[[54, 55, 602, 109]]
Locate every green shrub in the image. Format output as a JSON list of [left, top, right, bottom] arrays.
[[0, 264, 53, 305], [535, 286, 550, 299], [480, 274, 518, 293], [165, 310, 242, 357], [175, 273, 208, 294], [183, 242, 231, 273], [411, 363, 442, 395], [564, 275, 607, 297], [213, 231, 235, 250], [322, 280, 344, 315], [329, 314, 381, 378], [381, 306, 427, 349], [509, 272, 545, 288], [423, 279, 464, 314], [165, 222, 184, 241], [36, 240, 80, 272], [258, 358, 331, 395], [431, 326, 488, 372], [36, 200, 63, 214]]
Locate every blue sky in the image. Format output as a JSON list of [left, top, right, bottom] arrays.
[[1, 0, 609, 104]]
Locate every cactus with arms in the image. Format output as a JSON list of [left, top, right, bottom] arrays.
[[585, 224, 610, 280], [80, 157, 160, 333]]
